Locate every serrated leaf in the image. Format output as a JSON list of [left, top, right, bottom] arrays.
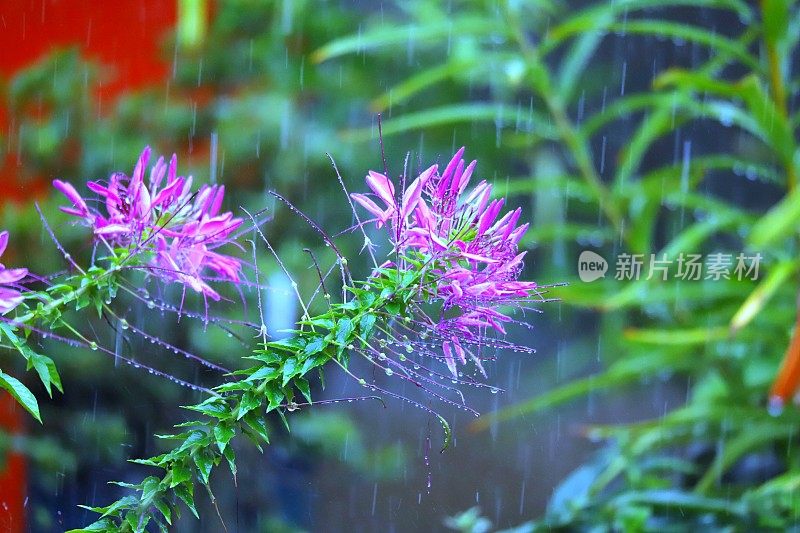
[[294, 376, 312, 404], [31, 353, 62, 397], [264, 383, 285, 412], [358, 313, 377, 338], [213, 423, 235, 453], [223, 445, 237, 478], [335, 318, 354, 347], [154, 498, 172, 525], [169, 462, 192, 488], [99, 495, 137, 518], [139, 476, 160, 503], [183, 398, 230, 419], [243, 411, 270, 443], [193, 450, 214, 486], [302, 336, 326, 357], [174, 481, 198, 519], [281, 357, 298, 387], [65, 518, 116, 532], [236, 391, 261, 420], [244, 365, 278, 383]]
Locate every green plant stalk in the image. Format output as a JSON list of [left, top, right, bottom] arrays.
[[760, 0, 794, 190], [500, 0, 625, 239], [69, 266, 444, 532]]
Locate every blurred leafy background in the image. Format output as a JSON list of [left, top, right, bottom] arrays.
[[2, 0, 800, 531]]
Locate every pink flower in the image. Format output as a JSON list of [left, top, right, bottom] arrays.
[[352, 148, 538, 376], [351, 166, 437, 231], [54, 147, 243, 299], [0, 231, 28, 314]]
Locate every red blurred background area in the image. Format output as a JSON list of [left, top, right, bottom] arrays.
[[0, 2, 176, 530], [0, 0, 176, 203]]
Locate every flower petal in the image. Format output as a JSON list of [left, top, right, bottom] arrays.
[[365, 171, 396, 209]]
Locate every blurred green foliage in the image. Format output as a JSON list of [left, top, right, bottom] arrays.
[[314, 0, 800, 529]]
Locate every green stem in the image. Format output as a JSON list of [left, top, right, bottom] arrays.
[[500, 1, 625, 238], [759, 0, 794, 190]]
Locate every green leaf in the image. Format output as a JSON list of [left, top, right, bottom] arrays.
[[266, 338, 303, 352], [294, 376, 312, 404], [544, 0, 752, 53], [694, 423, 797, 494], [99, 495, 137, 518], [312, 17, 500, 62], [610, 490, 749, 518], [608, 21, 759, 70], [183, 397, 230, 419], [437, 414, 452, 453], [169, 462, 192, 488], [177, 430, 210, 454], [281, 357, 298, 387], [730, 259, 799, 333], [357, 290, 377, 308], [556, 9, 614, 103], [370, 62, 471, 111], [335, 318, 354, 348], [65, 518, 116, 532], [214, 381, 249, 393], [300, 353, 327, 375], [302, 336, 326, 357], [359, 314, 377, 338], [30, 353, 63, 397], [244, 365, 278, 383], [749, 183, 800, 247], [264, 382, 285, 411], [193, 450, 214, 486], [614, 104, 677, 191], [341, 104, 557, 142], [623, 326, 729, 345], [581, 93, 677, 138], [154, 499, 172, 525], [0, 324, 62, 398], [243, 411, 270, 443], [222, 445, 237, 478], [0, 370, 41, 422], [236, 391, 260, 420], [174, 481, 198, 519], [213, 423, 235, 453], [762, 0, 789, 50], [139, 476, 161, 504]]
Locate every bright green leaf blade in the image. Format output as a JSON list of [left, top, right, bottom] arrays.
[[341, 104, 557, 142], [0, 370, 41, 423]]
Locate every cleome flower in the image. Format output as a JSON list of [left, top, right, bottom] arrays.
[[0, 231, 28, 314], [352, 147, 538, 376], [54, 147, 243, 300]]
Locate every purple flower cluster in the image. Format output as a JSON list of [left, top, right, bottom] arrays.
[[0, 231, 28, 314], [54, 147, 243, 300], [353, 148, 537, 375]]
